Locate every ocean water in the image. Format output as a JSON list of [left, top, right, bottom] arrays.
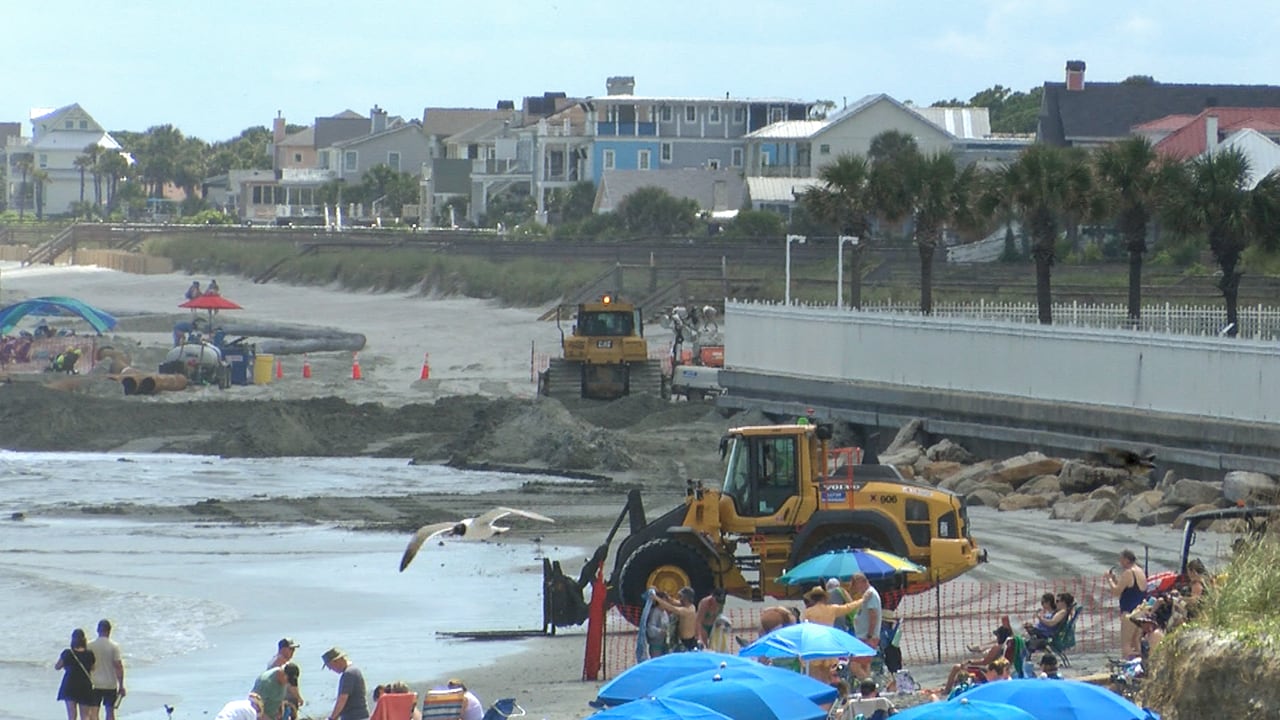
[[0, 453, 576, 720]]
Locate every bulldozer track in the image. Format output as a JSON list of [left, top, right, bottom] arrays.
[[538, 358, 668, 401]]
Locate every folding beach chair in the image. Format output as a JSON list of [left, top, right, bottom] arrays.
[[371, 691, 418, 720], [422, 688, 466, 720], [1048, 605, 1082, 667], [481, 697, 526, 720]]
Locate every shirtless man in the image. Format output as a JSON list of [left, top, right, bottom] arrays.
[[800, 585, 863, 625], [652, 587, 699, 651], [695, 589, 727, 647]]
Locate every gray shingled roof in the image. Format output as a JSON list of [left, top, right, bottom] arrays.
[[1039, 81, 1280, 146], [595, 169, 745, 213]]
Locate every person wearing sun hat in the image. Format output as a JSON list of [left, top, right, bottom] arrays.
[[321, 647, 369, 720], [213, 691, 266, 720]]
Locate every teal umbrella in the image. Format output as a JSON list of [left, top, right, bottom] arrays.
[[778, 548, 926, 585]]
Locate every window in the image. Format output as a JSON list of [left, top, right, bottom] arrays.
[[603, 149, 615, 170], [685, 105, 697, 123], [638, 150, 651, 170], [733, 106, 745, 123], [660, 142, 672, 162], [293, 152, 303, 163], [319, 151, 330, 169], [606, 105, 620, 123], [770, 107, 785, 122], [388, 152, 401, 171], [660, 105, 672, 123], [819, 144, 831, 155], [65, 120, 74, 129], [709, 106, 721, 123], [731, 148, 743, 167], [905, 499, 932, 548], [38, 154, 47, 168], [79, 120, 88, 129], [707, 159, 720, 170], [344, 151, 358, 171]]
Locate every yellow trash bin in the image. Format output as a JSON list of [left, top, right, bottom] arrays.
[[253, 354, 275, 385]]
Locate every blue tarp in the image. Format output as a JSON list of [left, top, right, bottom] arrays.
[[0, 296, 118, 335]]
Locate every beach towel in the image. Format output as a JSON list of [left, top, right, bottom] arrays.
[[636, 589, 656, 663], [371, 692, 417, 720], [706, 614, 732, 654]]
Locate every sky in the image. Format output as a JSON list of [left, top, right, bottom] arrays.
[[6, 0, 1280, 143]]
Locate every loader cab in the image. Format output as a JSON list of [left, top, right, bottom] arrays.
[[574, 294, 642, 339], [722, 431, 801, 518]]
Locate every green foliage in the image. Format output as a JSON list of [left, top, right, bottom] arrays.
[[613, 187, 699, 237], [482, 188, 536, 229], [722, 209, 784, 239], [932, 84, 1044, 134], [547, 181, 597, 225], [149, 237, 602, 305], [187, 209, 237, 225], [1193, 534, 1280, 650], [552, 211, 623, 240]]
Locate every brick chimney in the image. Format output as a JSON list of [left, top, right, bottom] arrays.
[[272, 111, 286, 142], [371, 105, 388, 134], [1065, 60, 1086, 91], [606, 76, 636, 96]]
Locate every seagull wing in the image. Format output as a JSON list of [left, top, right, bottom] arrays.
[[475, 506, 556, 529], [399, 521, 457, 572]]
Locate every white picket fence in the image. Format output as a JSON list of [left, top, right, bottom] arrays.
[[853, 300, 1280, 340]]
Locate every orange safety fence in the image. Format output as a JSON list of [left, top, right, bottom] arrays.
[[601, 575, 1117, 679]]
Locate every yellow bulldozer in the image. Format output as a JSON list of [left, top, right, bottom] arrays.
[[543, 420, 986, 626], [538, 294, 667, 401]]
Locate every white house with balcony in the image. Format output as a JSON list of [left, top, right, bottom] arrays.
[[5, 104, 125, 216]]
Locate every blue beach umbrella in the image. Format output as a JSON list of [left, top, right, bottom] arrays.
[[652, 664, 839, 706], [652, 675, 828, 720], [588, 696, 736, 720], [778, 548, 926, 585], [594, 653, 757, 707], [738, 621, 876, 660], [964, 678, 1161, 720], [894, 696, 1041, 720]]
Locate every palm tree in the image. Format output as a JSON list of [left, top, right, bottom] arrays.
[[74, 153, 91, 214], [1000, 144, 1094, 324], [13, 154, 33, 220], [83, 143, 104, 212], [800, 154, 874, 308], [911, 153, 978, 314], [1094, 137, 1163, 322], [1161, 147, 1280, 336], [867, 130, 920, 237], [97, 151, 130, 213], [31, 168, 50, 220]]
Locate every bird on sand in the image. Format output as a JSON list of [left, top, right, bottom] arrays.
[[399, 507, 554, 571]]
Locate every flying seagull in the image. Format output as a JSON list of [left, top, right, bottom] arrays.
[[399, 507, 555, 571]]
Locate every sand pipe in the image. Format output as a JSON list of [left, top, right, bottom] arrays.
[[123, 373, 188, 396]]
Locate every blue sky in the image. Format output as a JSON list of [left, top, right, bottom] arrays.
[[7, 0, 1278, 142]]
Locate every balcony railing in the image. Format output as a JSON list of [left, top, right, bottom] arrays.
[[755, 164, 813, 178], [595, 121, 657, 137]]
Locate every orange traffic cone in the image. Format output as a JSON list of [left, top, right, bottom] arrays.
[[352, 352, 363, 380], [275, 357, 284, 380], [419, 352, 430, 380], [302, 354, 312, 379]]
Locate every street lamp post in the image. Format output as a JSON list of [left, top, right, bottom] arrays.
[[785, 234, 806, 305], [837, 235, 859, 308]]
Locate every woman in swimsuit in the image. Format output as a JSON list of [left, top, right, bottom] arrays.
[[1107, 548, 1147, 659]]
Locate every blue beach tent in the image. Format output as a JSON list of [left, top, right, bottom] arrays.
[[0, 297, 118, 335]]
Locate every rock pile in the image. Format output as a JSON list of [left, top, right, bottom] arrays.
[[882, 422, 1279, 530]]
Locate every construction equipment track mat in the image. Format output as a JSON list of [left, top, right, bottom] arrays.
[[539, 357, 585, 401], [626, 359, 668, 398]]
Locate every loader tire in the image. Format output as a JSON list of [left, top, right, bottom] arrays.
[[616, 539, 715, 616]]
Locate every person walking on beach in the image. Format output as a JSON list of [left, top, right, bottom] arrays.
[[1107, 548, 1147, 659], [322, 647, 369, 720], [55, 628, 97, 720], [269, 638, 300, 669], [88, 619, 126, 720]]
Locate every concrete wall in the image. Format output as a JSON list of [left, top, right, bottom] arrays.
[[725, 301, 1280, 425]]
